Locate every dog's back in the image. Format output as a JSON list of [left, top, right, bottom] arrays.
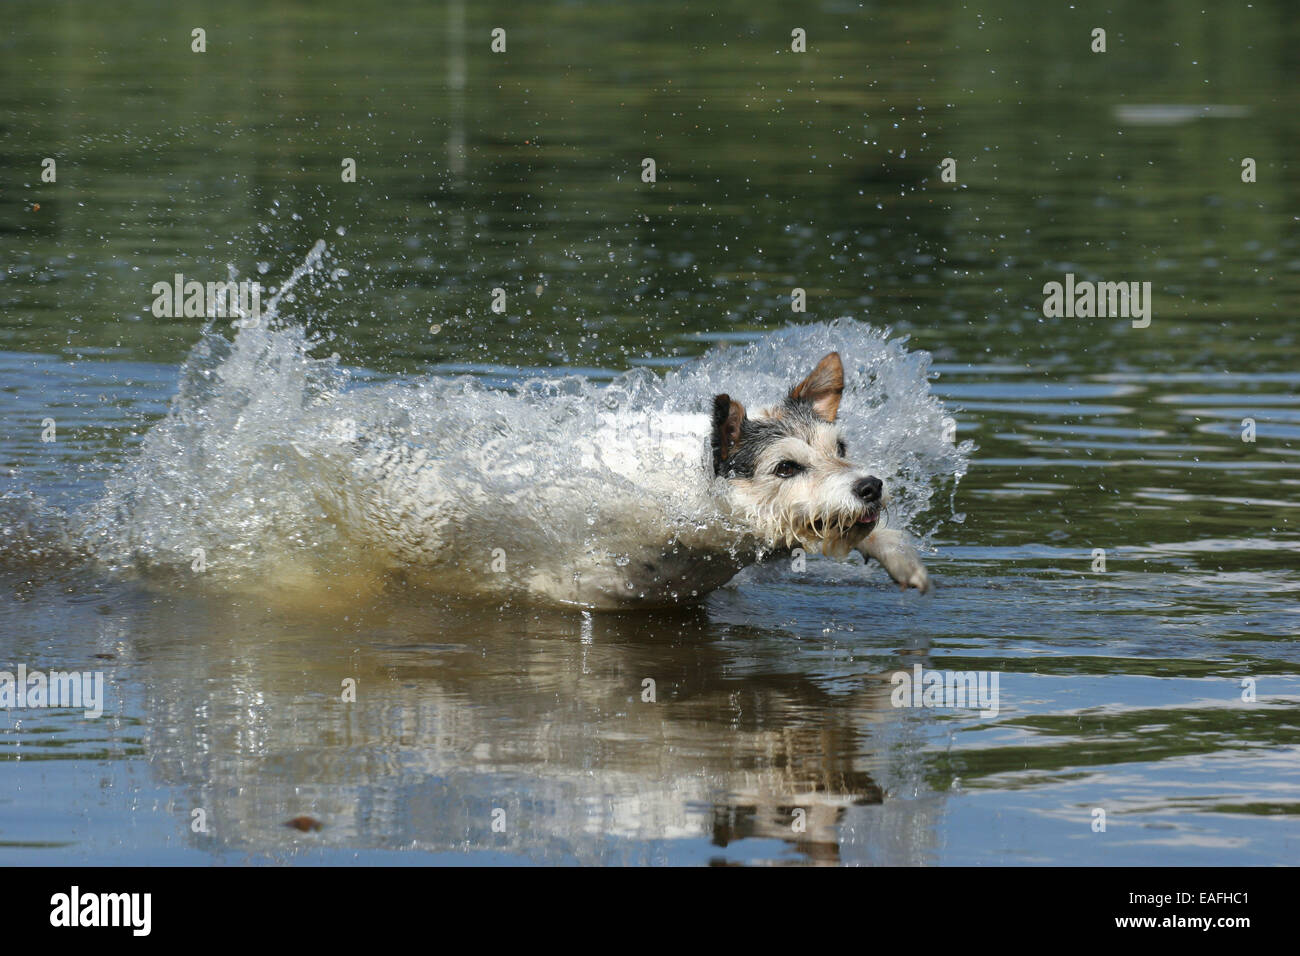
[[331, 410, 749, 607]]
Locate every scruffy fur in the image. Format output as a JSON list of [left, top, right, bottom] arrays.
[[349, 351, 931, 608], [711, 351, 930, 591]]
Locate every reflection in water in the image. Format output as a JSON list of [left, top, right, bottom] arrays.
[[84, 581, 941, 865]]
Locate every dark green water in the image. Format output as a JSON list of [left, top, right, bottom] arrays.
[[1, 0, 1298, 864]]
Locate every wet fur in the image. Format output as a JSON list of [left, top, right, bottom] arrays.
[[709, 353, 930, 590], [353, 351, 931, 607], [595, 350, 931, 602]]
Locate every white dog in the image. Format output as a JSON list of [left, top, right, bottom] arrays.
[[344, 351, 930, 608]]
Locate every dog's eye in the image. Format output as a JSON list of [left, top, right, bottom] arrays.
[[837, 440, 847, 458], [774, 460, 804, 479]]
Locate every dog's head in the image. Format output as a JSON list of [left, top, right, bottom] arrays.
[[711, 352, 883, 558]]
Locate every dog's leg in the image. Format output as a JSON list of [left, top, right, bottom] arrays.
[[860, 528, 931, 593]]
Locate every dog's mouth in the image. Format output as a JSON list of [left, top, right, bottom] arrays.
[[805, 507, 879, 549]]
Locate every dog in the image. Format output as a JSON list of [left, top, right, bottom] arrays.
[[342, 351, 931, 608], [708, 350, 930, 596]]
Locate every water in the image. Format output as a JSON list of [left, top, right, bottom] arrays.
[[2, 0, 1299, 865], [71, 298, 965, 605]]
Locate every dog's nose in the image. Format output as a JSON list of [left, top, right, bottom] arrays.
[[853, 476, 883, 503]]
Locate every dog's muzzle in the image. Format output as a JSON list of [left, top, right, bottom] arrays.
[[789, 475, 886, 555], [808, 503, 880, 546], [851, 475, 883, 534]]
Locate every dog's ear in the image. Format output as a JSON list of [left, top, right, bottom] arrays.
[[711, 394, 746, 474], [788, 351, 844, 422]]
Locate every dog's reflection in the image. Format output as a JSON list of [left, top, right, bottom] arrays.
[[117, 588, 939, 865]]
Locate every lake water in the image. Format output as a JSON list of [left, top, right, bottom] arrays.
[[2, 0, 1298, 865]]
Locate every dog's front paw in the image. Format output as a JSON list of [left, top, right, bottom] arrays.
[[860, 528, 931, 593]]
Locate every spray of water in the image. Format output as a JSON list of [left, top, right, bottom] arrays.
[[58, 241, 970, 605]]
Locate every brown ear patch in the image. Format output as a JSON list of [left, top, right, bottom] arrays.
[[788, 351, 844, 422], [711, 394, 746, 474]]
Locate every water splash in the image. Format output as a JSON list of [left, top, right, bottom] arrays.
[[61, 241, 970, 604]]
